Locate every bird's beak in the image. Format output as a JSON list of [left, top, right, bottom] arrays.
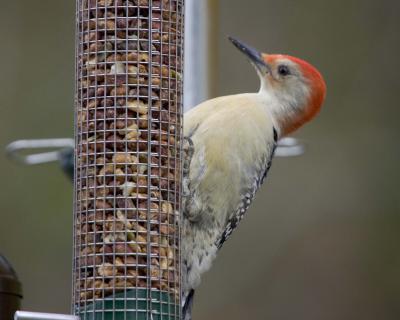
[[229, 36, 272, 75]]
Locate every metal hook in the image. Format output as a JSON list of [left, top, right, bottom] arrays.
[[5, 136, 304, 167], [14, 311, 78, 320], [5, 138, 74, 165], [275, 137, 305, 157]]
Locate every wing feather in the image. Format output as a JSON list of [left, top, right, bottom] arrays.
[[216, 128, 278, 249]]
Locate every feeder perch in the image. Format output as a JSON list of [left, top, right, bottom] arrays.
[[74, 0, 184, 319]]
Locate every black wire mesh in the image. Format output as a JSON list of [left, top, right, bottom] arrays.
[[73, 0, 184, 319]]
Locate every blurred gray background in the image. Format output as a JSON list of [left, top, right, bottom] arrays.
[[1, 0, 400, 319]]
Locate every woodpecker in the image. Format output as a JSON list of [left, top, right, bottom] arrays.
[[181, 37, 326, 319]]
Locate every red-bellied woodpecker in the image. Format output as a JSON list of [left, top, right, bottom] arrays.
[[181, 37, 326, 319]]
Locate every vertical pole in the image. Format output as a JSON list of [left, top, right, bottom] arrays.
[[73, 1, 184, 319], [183, 0, 218, 110]]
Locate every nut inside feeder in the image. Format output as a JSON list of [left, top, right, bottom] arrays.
[[74, 0, 184, 319]]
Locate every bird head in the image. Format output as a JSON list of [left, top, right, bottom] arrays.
[[229, 36, 326, 136]]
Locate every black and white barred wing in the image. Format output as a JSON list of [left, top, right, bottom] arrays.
[[216, 128, 278, 249]]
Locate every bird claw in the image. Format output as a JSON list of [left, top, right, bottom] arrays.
[[182, 136, 194, 174]]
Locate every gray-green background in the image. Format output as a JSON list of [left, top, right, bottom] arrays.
[[1, 1, 399, 319]]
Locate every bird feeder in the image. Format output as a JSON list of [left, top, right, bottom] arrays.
[[74, 0, 184, 319]]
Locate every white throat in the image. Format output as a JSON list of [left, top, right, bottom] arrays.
[[256, 76, 310, 136]]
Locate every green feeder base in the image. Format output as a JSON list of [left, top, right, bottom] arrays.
[[78, 289, 179, 320]]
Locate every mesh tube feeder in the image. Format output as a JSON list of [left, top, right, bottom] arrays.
[[74, 0, 184, 319]]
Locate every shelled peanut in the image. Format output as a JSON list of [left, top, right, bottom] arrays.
[[75, 0, 183, 302]]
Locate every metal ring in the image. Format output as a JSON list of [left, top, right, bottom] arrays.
[[275, 137, 305, 157], [5, 139, 74, 165]]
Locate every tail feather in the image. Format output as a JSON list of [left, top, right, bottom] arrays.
[[182, 289, 195, 320]]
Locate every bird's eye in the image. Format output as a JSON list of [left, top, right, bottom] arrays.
[[277, 65, 290, 76]]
